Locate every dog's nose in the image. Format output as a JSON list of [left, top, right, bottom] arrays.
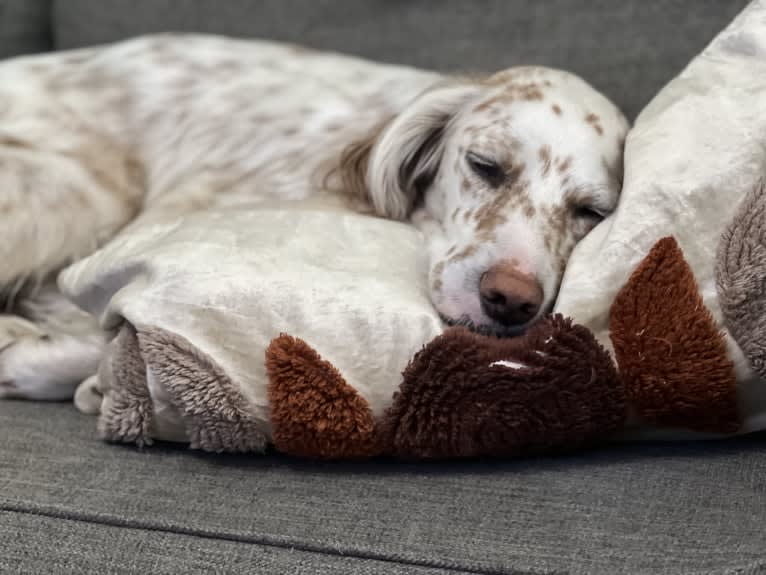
[[479, 263, 543, 327]]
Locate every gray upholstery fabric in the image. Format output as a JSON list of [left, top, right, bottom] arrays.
[[50, 0, 750, 120], [0, 0, 51, 58], [0, 512, 461, 575], [3, 402, 766, 575]]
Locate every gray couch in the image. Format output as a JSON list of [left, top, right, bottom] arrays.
[[2, 2, 764, 574]]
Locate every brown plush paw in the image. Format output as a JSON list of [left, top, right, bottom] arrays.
[[380, 315, 625, 459], [266, 334, 381, 459], [611, 236, 739, 433]]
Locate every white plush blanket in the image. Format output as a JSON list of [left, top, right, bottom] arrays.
[[555, 0, 766, 434], [61, 209, 444, 446]]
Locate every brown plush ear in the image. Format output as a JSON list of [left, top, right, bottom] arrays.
[[380, 315, 625, 459], [610, 236, 740, 433], [265, 334, 381, 459]]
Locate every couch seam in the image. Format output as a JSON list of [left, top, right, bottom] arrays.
[[0, 501, 561, 575]]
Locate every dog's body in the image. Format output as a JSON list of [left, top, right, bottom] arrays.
[[0, 34, 629, 403]]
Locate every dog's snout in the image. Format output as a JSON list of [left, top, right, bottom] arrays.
[[479, 263, 543, 327]]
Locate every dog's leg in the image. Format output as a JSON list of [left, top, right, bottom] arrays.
[[0, 143, 142, 400], [0, 143, 142, 288], [0, 283, 105, 400]]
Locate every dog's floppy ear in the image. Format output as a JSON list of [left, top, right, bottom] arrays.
[[354, 82, 480, 221]]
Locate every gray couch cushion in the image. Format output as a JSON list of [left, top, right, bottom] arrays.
[[2, 401, 766, 575], [1, 512, 459, 575], [0, 0, 51, 58], [51, 0, 750, 120]]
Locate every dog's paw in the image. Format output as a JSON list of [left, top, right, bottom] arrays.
[[0, 315, 104, 401], [74, 374, 103, 414]]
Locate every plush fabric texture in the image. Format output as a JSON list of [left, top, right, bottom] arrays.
[[96, 324, 154, 446], [381, 316, 626, 459], [59, 208, 444, 448], [266, 334, 380, 459], [610, 237, 740, 434], [138, 326, 267, 453], [717, 181, 766, 381], [555, 0, 766, 437]]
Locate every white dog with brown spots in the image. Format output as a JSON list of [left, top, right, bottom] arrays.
[[0, 33, 628, 403]]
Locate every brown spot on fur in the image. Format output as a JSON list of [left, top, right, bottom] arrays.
[[449, 244, 479, 264], [463, 209, 473, 222], [0, 136, 31, 150], [451, 207, 460, 222], [446, 246, 457, 257], [552, 104, 562, 115], [556, 156, 573, 174], [539, 146, 552, 177], [507, 164, 524, 188], [472, 168, 532, 242], [473, 82, 545, 113], [586, 113, 604, 135], [461, 177, 471, 193], [512, 83, 545, 101], [266, 335, 381, 459], [541, 204, 572, 270], [473, 194, 508, 238]]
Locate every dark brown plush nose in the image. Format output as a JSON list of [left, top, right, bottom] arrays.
[[479, 263, 543, 327]]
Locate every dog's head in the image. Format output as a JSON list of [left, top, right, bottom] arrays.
[[342, 67, 629, 335]]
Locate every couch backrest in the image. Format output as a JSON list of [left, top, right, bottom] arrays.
[[0, 0, 754, 119], [0, 0, 51, 58]]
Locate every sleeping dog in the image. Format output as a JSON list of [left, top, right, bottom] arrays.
[[0, 34, 628, 401]]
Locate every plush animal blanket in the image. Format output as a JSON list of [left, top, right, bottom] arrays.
[[554, 0, 766, 438], [60, 0, 766, 456]]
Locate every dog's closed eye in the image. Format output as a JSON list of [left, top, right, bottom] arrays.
[[572, 204, 606, 221], [466, 151, 505, 187]]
